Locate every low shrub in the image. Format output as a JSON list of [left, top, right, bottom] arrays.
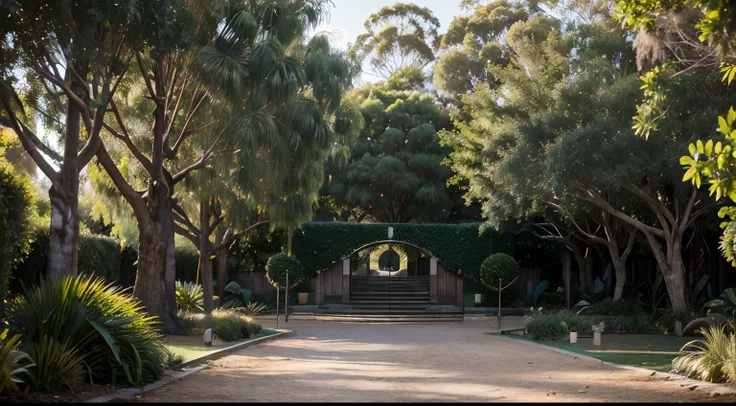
[[181, 309, 262, 342], [672, 324, 736, 383], [175, 280, 204, 313], [6, 275, 167, 387], [524, 311, 599, 340], [658, 308, 700, 333], [586, 298, 646, 316], [0, 329, 34, 394], [525, 309, 655, 340]]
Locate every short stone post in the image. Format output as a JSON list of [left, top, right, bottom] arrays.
[[675, 320, 683, 337], [593, 331, 601, 346], [569, 332, 578, 344]]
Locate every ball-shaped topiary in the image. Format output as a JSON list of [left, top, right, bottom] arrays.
[[480, 253, 519, 288], [265, 253, 304, 289]]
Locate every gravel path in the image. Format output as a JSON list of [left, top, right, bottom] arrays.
[[136, 317, 734, 402]]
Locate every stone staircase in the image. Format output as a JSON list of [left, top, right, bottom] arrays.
[[350, 276, 431, 313]]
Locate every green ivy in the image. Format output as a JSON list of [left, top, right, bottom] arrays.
[[291, 222, 508, 281]]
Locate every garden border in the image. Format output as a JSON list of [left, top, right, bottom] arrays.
[[84, 329, 295, 403], [492, 333, 736, 398]]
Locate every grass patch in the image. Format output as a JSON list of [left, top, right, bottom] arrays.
[[494, 332, 692, 372], [164, 328, 279, 363]]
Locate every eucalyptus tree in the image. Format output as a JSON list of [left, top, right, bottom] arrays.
[[0, 0, 167, 278], [172, 33, 362, 313], [348, 3, 441, 79]]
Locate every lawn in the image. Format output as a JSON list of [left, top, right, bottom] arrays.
[[165, 328, 280, 362], [495, 332, 694, 372]]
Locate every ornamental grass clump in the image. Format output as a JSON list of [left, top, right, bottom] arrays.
[[181, 309, 262, 342], [672, 324, 736, 383], [6, 274, 167, 387]]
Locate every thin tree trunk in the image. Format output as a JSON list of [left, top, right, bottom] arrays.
[[561, 249, 571, 309], [199, 197, 214, 313], [611, 257, 626, 301], [215, 227, 229, 299]]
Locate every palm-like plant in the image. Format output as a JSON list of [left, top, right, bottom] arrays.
[[0, 329, 34, 394], [175, 280, 204, 313], [6, 275, 166, 387]]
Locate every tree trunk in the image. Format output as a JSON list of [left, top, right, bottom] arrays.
[[47, 186, 79, 280], [611, 256, 626, 301], [215, 227, 229, 299], [134, 194, 184, 334], [199, 198, 214, 313], [561, 249, 571, 309], [664, 240, 689, 311]]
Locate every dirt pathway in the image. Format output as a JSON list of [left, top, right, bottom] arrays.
[[136, 318, 733, 402]]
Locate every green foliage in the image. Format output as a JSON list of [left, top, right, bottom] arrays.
[[348, 3, 440, 77], [533, 280, 549, 306], [175, 281, 204, 313], [704, 288, 736, 317], [658, 308, 700, 332], [291, 222, 498, 282], [225, 301, 268, 317], [181, 310, 262, 342], [479, 253, 518, 288], [672, 324, 736, 383], [228, 228, 286, 272], [587, 298, 646, 317], [525, 308, 654, 340], [28, 336, 86, 392], [524, 311, 599, 340], [265, 253, 304, 289], [0, 329, 34, 394], [0, 135, 34, 315], [163, 348, 185, 370], [11, 226, 123, 293], [322, 83, 460, 223], [6, 275, 166, 387]]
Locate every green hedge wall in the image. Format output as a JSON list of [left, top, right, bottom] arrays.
[[10, 227, 202, 296], [291, 222, 513, 280]]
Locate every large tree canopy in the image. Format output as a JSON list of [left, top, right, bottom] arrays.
[[348, 2, 441, 78], [320, 78, 479, 223]]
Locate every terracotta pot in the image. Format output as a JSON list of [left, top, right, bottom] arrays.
[[298, 292, 309, 305]]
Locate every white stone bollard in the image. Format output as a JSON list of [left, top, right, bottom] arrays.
[[675, 320, 683, 336], [570, 332, 578, 344], [593, 331, 601, 346], [203, 328, 213, 347]]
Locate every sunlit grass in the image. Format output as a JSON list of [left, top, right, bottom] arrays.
[[165, 328, 279, 362]]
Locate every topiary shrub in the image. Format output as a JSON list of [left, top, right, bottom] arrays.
[[479, 253, 519, 289], [265, 253, 304, 289], [6, 275, 167, 387]]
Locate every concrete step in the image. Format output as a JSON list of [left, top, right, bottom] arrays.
[[351, 291, 430, 296], [349, 299, 431, 304]]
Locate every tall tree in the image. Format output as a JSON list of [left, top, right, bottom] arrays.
[[348, 2, 441, 78], [0, 0, 158, 279], [319, 78, 480, 223]]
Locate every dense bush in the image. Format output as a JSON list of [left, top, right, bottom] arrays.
[[6, 275, 167, 387], [265, 253, 304, 289], [582, 298, 646, 316], [672, 325, 736, 383], [29, 335, 86, 392], [480, 253, 518, 288], [180, 310, 262, 342], [175, 281, 204, 313], [0, 157, 34, 316]]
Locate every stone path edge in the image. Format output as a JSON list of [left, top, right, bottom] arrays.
[[84, 329, 295, 403], [491, 332, 736, 398]]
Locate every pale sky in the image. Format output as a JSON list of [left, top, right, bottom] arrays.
[[313, 0, 463, 83]]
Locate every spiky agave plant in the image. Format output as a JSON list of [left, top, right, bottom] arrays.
[[0, 329, 34, 394], [6, 274, 166, 387], [672, 324, 733, 382], [175, 280, 204, 313]]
